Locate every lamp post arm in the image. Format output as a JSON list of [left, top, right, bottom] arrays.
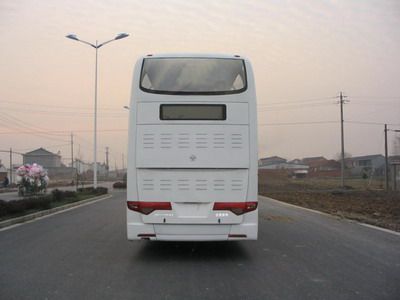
[[98, 38, 117, 48], [76, 39, 97, 48]]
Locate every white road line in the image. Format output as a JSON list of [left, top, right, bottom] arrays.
[[357, 222, 400, 237]]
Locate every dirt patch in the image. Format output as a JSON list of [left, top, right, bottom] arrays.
[[259, 177, 400, 232]]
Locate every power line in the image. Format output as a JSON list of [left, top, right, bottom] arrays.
[[257, 96, 337, 106], [0, 112, 69, 136], [1, 120, 398, 134], [258, 102, 335, 112], [345, 121, 400, 126], [14, 143, 71, 152], [0, 117, 68, 142], [349, 96, 400, 100], [0, 100, 124, 111], [258, 121, 338, 126], [349, 102, 400, 107], [0, 107, 126, 118], [0, 113, 69, 142], [0, 128, 128, 135]]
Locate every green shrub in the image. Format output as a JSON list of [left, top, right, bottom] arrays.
[[0, 196, 52, 217], [1, 187, 108, 219], [0, 200, 7, 217], [25, 197, 52, 210], [51, 189, 63, 201], [77, 187, 108, 195], [52, 189, 77, 201]]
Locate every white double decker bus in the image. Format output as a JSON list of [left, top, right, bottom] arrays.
[[127, 54, 258, 241]]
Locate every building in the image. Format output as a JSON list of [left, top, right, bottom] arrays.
[[23, 148, 62, 168], [72, 160, 109, 178], [259, 162, 309, 170], [258, 156, 287, 167], [301, 156, 327, 165], [288, 158, 303, 164], [389, 155, 400, 164], [73, 159, 91, 174], [0, 161, 7, 182], [260, 162, 309, 178], [345, 154, 385, 177], [302, 157, 340, 172], [91, 162, 108, 176], [23, 148, 74, 179], [300, 156, 341, 177]]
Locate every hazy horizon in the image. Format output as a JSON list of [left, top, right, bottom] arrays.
[[1, 0, 399, 168]]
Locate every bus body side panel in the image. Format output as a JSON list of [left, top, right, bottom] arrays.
[[126, 59, 142, 239], [244, 60, 258, 240]]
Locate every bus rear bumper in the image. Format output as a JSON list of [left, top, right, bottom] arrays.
[[127, 223, 257, 241]]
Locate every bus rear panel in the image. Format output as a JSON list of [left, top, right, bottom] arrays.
[[127, 54, 258, 241]]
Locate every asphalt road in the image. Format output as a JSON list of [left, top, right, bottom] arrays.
[[0, 191, 399, 300]]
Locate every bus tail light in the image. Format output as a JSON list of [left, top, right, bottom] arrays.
[[127, 201, 172, 215], [213, 202, 258, 215]]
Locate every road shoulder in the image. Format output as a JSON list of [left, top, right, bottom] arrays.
[[259, 195, 400, 237]]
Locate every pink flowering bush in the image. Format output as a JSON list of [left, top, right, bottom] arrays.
[[16, 163, 49, 195]]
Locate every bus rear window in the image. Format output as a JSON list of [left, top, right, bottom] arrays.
[[140, 58, 247, 95], [160, 104, 226, 120]]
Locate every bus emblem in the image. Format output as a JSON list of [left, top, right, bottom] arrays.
[[190, 154, 197, 161]]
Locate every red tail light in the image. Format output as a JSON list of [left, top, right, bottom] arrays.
[[127, 201, 172, 215], [213, 202, 258, 215]]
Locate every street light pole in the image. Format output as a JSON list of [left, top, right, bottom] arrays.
[[385, 124, 389, 191], [94, 41, 98, 189], [66, 33, 129, 189]]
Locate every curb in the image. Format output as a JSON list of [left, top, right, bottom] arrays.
[[0, 194, 112, 230], [258, 195, 400, 237]]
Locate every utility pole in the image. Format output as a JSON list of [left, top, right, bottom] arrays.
[[71, 133, 75, 184], [339, 92, 348, 189], [105, 147, 109, 178], [71, 133, 74, 169], [122, 153, 125, 170], [9, 148, 12, 184], [384, 124, 389, 191]]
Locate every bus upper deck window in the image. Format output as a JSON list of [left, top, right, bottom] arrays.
[[140, 58, 247, 95]]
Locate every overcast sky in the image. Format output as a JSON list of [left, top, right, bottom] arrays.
[[0, 0, 399, 168]]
